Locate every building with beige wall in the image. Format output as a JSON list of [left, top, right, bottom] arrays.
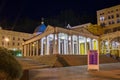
[[0, 27, 32, 52], [97, 5, 120, 57], [97, 5, 120, 27]]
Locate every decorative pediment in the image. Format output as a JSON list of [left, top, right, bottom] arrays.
[[72, 27, 92, 34], [44, 25, 55, 32]]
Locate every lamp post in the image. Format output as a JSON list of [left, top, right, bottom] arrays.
[[4, 37, 9, 48]]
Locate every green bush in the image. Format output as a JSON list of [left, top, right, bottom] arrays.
[[0, 47, 23, 80], [8, 50, 22, 56]]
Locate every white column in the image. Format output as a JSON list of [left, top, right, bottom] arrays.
[[89, 38, 92, 50], [96, 40, 98, 50], [58, 34, 60, 54], [71, 35, 73, 54], [36, 41, 39, 56], [53, 34, 56, 54], [46, 36, 49, 55], [77, 36, 79, 55], [23, 45, 27, 56], [92, 39, 94, 50], [29, 43, 32, 56], [26, 44, 28, 56], [68, 36, 71, 55], [27, 44, 30, 56], [101, 41, 104, 54], [38, 40, 40, 56], [44, 37, 47, 55], [84, 37, 87, 55], [64, 39, 66, 55], [78, 36, 80, 55], [33, 43, 35, 56], [41, 39, 43, 55], [107, 40, 110, 53], [55, 34, 59, 54], [66, 35, 69, 55]]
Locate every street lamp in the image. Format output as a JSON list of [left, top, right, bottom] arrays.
[[4, 37, 9, 48]]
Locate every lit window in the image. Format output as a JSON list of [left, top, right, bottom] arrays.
[[100, 16, 105, 21], [117, 19, 120, 23]]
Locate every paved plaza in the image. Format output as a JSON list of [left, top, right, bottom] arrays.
[[29, 63, 120, 80]]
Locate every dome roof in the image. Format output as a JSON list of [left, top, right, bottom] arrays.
[[34, 23, 46, 34]]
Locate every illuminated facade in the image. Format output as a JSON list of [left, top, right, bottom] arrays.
[[0, 27, 32, 51], [22, 23, 99, 56], [22, 5, 120, 57], [97, 5, 120, 57], [99, 23, 120, 57], [97, 5, 120, 27]]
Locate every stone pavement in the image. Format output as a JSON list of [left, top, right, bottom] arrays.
[[29, 63, 120, 80]]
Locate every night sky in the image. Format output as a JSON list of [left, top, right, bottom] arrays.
[[0, 0, 120, 33]]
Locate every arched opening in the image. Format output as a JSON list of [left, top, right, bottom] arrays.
[[110, 37, 120, 57]]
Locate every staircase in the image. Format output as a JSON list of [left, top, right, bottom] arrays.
[[16, 57, 50, 70]]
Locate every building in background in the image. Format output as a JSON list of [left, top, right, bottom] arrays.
[[0, 27, 32, 56], [97, 5, 120, 27], [97, 5, 120, 57]]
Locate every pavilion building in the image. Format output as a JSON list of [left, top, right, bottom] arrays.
[[22, 22, 99, 56]]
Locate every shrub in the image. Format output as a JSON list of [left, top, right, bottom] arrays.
[[0, 47, 23, 80]]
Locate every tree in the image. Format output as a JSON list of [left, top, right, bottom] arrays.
[[0, 47, 23, 80]]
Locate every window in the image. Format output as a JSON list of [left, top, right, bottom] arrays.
[[109, 21, 111, 25], [113, 28, 118, 32], [100, 16, 105, 21], [2, 36, 4, 39], [111, 15, 114, 19], [18, 38, 20, 41], [13, 37, 15, 40], [116, 14, 120, 17], [2, 42, 4, 45], [116, 9, 119, 11], [117, 19, 120, 23], [100, 23, 106, 27], [18, 43, 20, 46], [100, 13, 104, 15], [108, 16, 111, 19], [112, 21, 115, 24], [13, 42, 15, 46], [8, 42, 9, 46]]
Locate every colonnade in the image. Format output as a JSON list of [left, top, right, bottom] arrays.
[[23, 33, 98, 56], [100, 39, 120, 57]]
